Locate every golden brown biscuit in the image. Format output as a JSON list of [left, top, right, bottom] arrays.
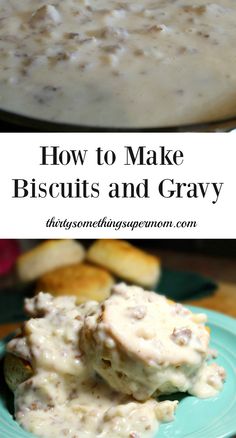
[[87, 240, 161, 288], [4, 353, 33, 392], [17, 240, 85, 282], [36, 263, 114, 303]]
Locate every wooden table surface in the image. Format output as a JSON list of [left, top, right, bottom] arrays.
[[0, 281, 235, 340], [185, 281, 236, 317]]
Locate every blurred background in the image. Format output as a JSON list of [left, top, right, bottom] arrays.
[[1, 239, 236, 287], [0, 239, 235, 339]]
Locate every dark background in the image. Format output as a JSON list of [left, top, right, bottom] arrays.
[[135, 239, 236, 257], [0, 239, 235, 289]]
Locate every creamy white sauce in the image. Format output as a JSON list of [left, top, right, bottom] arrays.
[[16, 377, 173, 438], [7, 287, 225, 438], [81, 284, 225, 400], [0, 0, 236, 127]]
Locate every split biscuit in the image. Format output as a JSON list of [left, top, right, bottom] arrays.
[[17, 239, 85, 282], [87, 239, 161, 288], [81, 283, 211, 401], [36, 262, 114, 303]]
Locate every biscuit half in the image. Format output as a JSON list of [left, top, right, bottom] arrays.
[[17, 240, 85, 282], [81, 283, 210, 401], [87, 239, 161, 288], [36, 262, 114, 303]]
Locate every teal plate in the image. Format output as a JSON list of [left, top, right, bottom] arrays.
[[0, 307, 236, 438]]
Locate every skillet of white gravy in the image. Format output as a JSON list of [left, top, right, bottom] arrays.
[[0, 0, 236, 127]]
